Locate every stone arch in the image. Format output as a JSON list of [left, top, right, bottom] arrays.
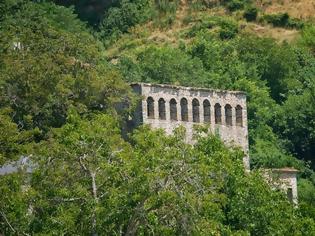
[[203, 99, 211, 123], [158, 98, 166, 120], [236, 105, 243, 126], [170, 98, 177, 121], [192, 98, 200, 123], [215, 103, 222, 124], [225, 104, 232, 126], [146, 97, 154, 119], [180, 98, 188, 121]]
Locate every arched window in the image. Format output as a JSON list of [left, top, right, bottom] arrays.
[[215, 103, 222, 124], [225, 104, 232, 126], [147, 97, 154, 119], [203, 100, 211, 123], [180, 98, 188, 121], [158, 98, 166, 120], [236, 105, 243, 126], [170, 99, 177, 121], [192, 99, 200, 123]]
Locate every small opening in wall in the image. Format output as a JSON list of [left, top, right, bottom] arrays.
[[158, 98, 166, 120], [180, 98, 188, 121], [147, 97, 154, 119], [203, 100, 211, 123], [170, 98, 177, 121], [215, 103, 221, 124], [192, 99, 200, 123], [287, 188, 293, 203], [225, 104, 232, 126], [236, 105, 243, 126]]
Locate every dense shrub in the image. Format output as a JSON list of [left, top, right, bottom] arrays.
[[262, 12, 304, 29], [219, 19, 238, 39], [243, 6, 258, 22], [226, 0, 244, 12], [185, 16, 238, 39], [263, 12, 289, 27], [99, 0, 151, 39]]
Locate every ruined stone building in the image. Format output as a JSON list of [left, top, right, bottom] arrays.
[[129, 82, 298, 203], [130, 82, 250, 169]]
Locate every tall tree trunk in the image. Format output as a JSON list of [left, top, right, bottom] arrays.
[[91, 171, 98, 236]]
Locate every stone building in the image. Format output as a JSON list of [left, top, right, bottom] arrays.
[[129, 83, 298, 203], [262, 168, 298, 204], [130, 83, 249, 169]]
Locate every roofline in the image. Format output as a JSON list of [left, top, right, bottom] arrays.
[[130, 82, 247, 96], [262, 168, 299, 173]]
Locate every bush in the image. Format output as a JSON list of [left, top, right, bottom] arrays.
[[243, 6, 258, 22], [219, 19, 238, 39], [263, 12, 290, 27], [99, 0, 151, 39], [262, 13, 305, 29], [287, 18, 305, 29], [226, 0, 244, 12]]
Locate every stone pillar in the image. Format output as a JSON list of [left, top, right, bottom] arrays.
[[200, 100, 204, 123], [165, 98, 170, 121], [176, 100, 181, 122], [221, 103, 226, 126], [142, 98, 147, 122], [187, 98, 192, 122], [154, 98, 159, 120], [231, 104, 236, 127], [210, 102, 216, 132]]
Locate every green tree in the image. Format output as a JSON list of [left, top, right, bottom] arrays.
[[119, 45, 209, 86], [29, 111, 131, 235], [0, 1, 134, 137]]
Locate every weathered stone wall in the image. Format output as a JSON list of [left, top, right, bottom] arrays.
[[262, 168, 298, 204], [131, 83, 249, 169]]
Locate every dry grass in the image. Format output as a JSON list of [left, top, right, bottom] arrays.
[[256, 0, 315, 20], [244, 22, 300, 42]]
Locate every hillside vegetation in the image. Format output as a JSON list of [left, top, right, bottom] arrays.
[[1, 0, 315, 235]]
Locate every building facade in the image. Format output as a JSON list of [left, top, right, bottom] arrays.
[[129, 82, 298, 203], [130, 83, 250, 169]]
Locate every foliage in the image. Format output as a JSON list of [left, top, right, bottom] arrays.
[[300, 24, 315, 53], [243, 6, 258, 22], [274, 86, 315, 164], [2, 116, 312, 234], [0, 1, 134, 137], [226, 0, 244, 12], [262, 12, 304, 29], [2, 0, 315, 234], [119, 45, 209, 85], [99, 0, 152, 40]]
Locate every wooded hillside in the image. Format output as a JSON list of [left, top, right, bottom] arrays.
[[1, 0, 315, 234]]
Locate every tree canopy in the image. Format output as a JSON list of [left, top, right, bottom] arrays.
[[1, 0, 315, 234]]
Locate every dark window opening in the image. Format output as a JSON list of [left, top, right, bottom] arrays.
[[180, 98, 188, 121], [192, 99, 200, 123], [203, 100, 211, 123], [170, 99, 177, 121], [225, 104, 232, 126], [147, 97, 154, 119], [236, 105, 243, 126], [287, 188, 293, 203], [215, 103, 222, 124], [158, 98, 166, 120]]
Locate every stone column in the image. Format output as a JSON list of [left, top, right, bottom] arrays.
[[187, 98, 192, 122], [200, 100, 204, 123], [154, 98, 159, 120], [231, 104, 236, 127], [142, 98, 147, 122], [165, 98, 170, 121], [210, 101, 216, 131], [176, 99, 181, 122], [221, 103, 226, 126]]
